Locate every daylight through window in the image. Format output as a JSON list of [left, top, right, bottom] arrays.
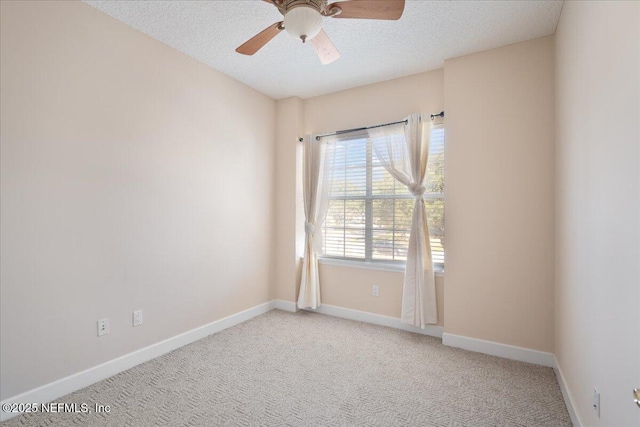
[[322, 125, 445, 269]]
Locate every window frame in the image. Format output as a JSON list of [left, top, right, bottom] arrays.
[[319, 126, 445, 272]]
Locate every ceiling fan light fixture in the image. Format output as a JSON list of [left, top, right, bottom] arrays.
[[283, 6, 323, 42]]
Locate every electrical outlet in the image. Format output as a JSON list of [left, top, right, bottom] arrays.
[[593, 387, 600, 418], [373, 285, 379, 297], [97, 318, 109, 337], [133, 310, 143, 327]]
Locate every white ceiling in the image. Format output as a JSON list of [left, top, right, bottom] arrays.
[[83, 0, 563, 100]]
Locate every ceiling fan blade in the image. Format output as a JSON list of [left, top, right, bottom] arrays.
[[236, 21, 283, 55], [327, 0, 405, 20], [311, 29, 340, 65]]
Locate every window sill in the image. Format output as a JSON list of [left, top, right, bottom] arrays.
[[317, 257, 444, 277]]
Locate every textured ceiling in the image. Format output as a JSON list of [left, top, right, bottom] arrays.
[[83, 0, 563, 100]]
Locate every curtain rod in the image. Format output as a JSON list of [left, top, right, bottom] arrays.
[[303, 111, 445, 142]]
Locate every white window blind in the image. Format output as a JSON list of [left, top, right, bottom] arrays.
[[322, 126, 445, 269]]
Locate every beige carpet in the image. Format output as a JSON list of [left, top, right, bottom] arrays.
[[2, 310, 571, 426]]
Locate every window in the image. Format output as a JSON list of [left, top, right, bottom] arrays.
[[322, 126, 445, 270]]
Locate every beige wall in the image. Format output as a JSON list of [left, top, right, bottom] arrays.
[[444, 37, 556, 352], [0, 1, 275, 400], [273, 70, 446, 324], [274, 97, 304, 302], [302, 71, 444, 135], [319, 265, 445, 326], [555, 1, 640, 426]]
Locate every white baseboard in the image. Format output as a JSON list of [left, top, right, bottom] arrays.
[[304, 303, 444, 338], [0, 300, 275, 422], [553, 355, 582, 427], [442, 333, 555, 367], [272, 299, 298, 312]]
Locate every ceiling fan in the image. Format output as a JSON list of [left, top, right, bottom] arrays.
[[235, 0, 405, 65]]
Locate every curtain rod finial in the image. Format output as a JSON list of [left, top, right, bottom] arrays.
[[430, 111, 445, 120]]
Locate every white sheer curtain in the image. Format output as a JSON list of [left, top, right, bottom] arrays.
[[297, 134, 336, 309], [369, 113, 438, 327]]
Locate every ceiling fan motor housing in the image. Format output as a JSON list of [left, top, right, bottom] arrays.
[[277, 0, 328, 14], [280, 0, 328, 42]]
